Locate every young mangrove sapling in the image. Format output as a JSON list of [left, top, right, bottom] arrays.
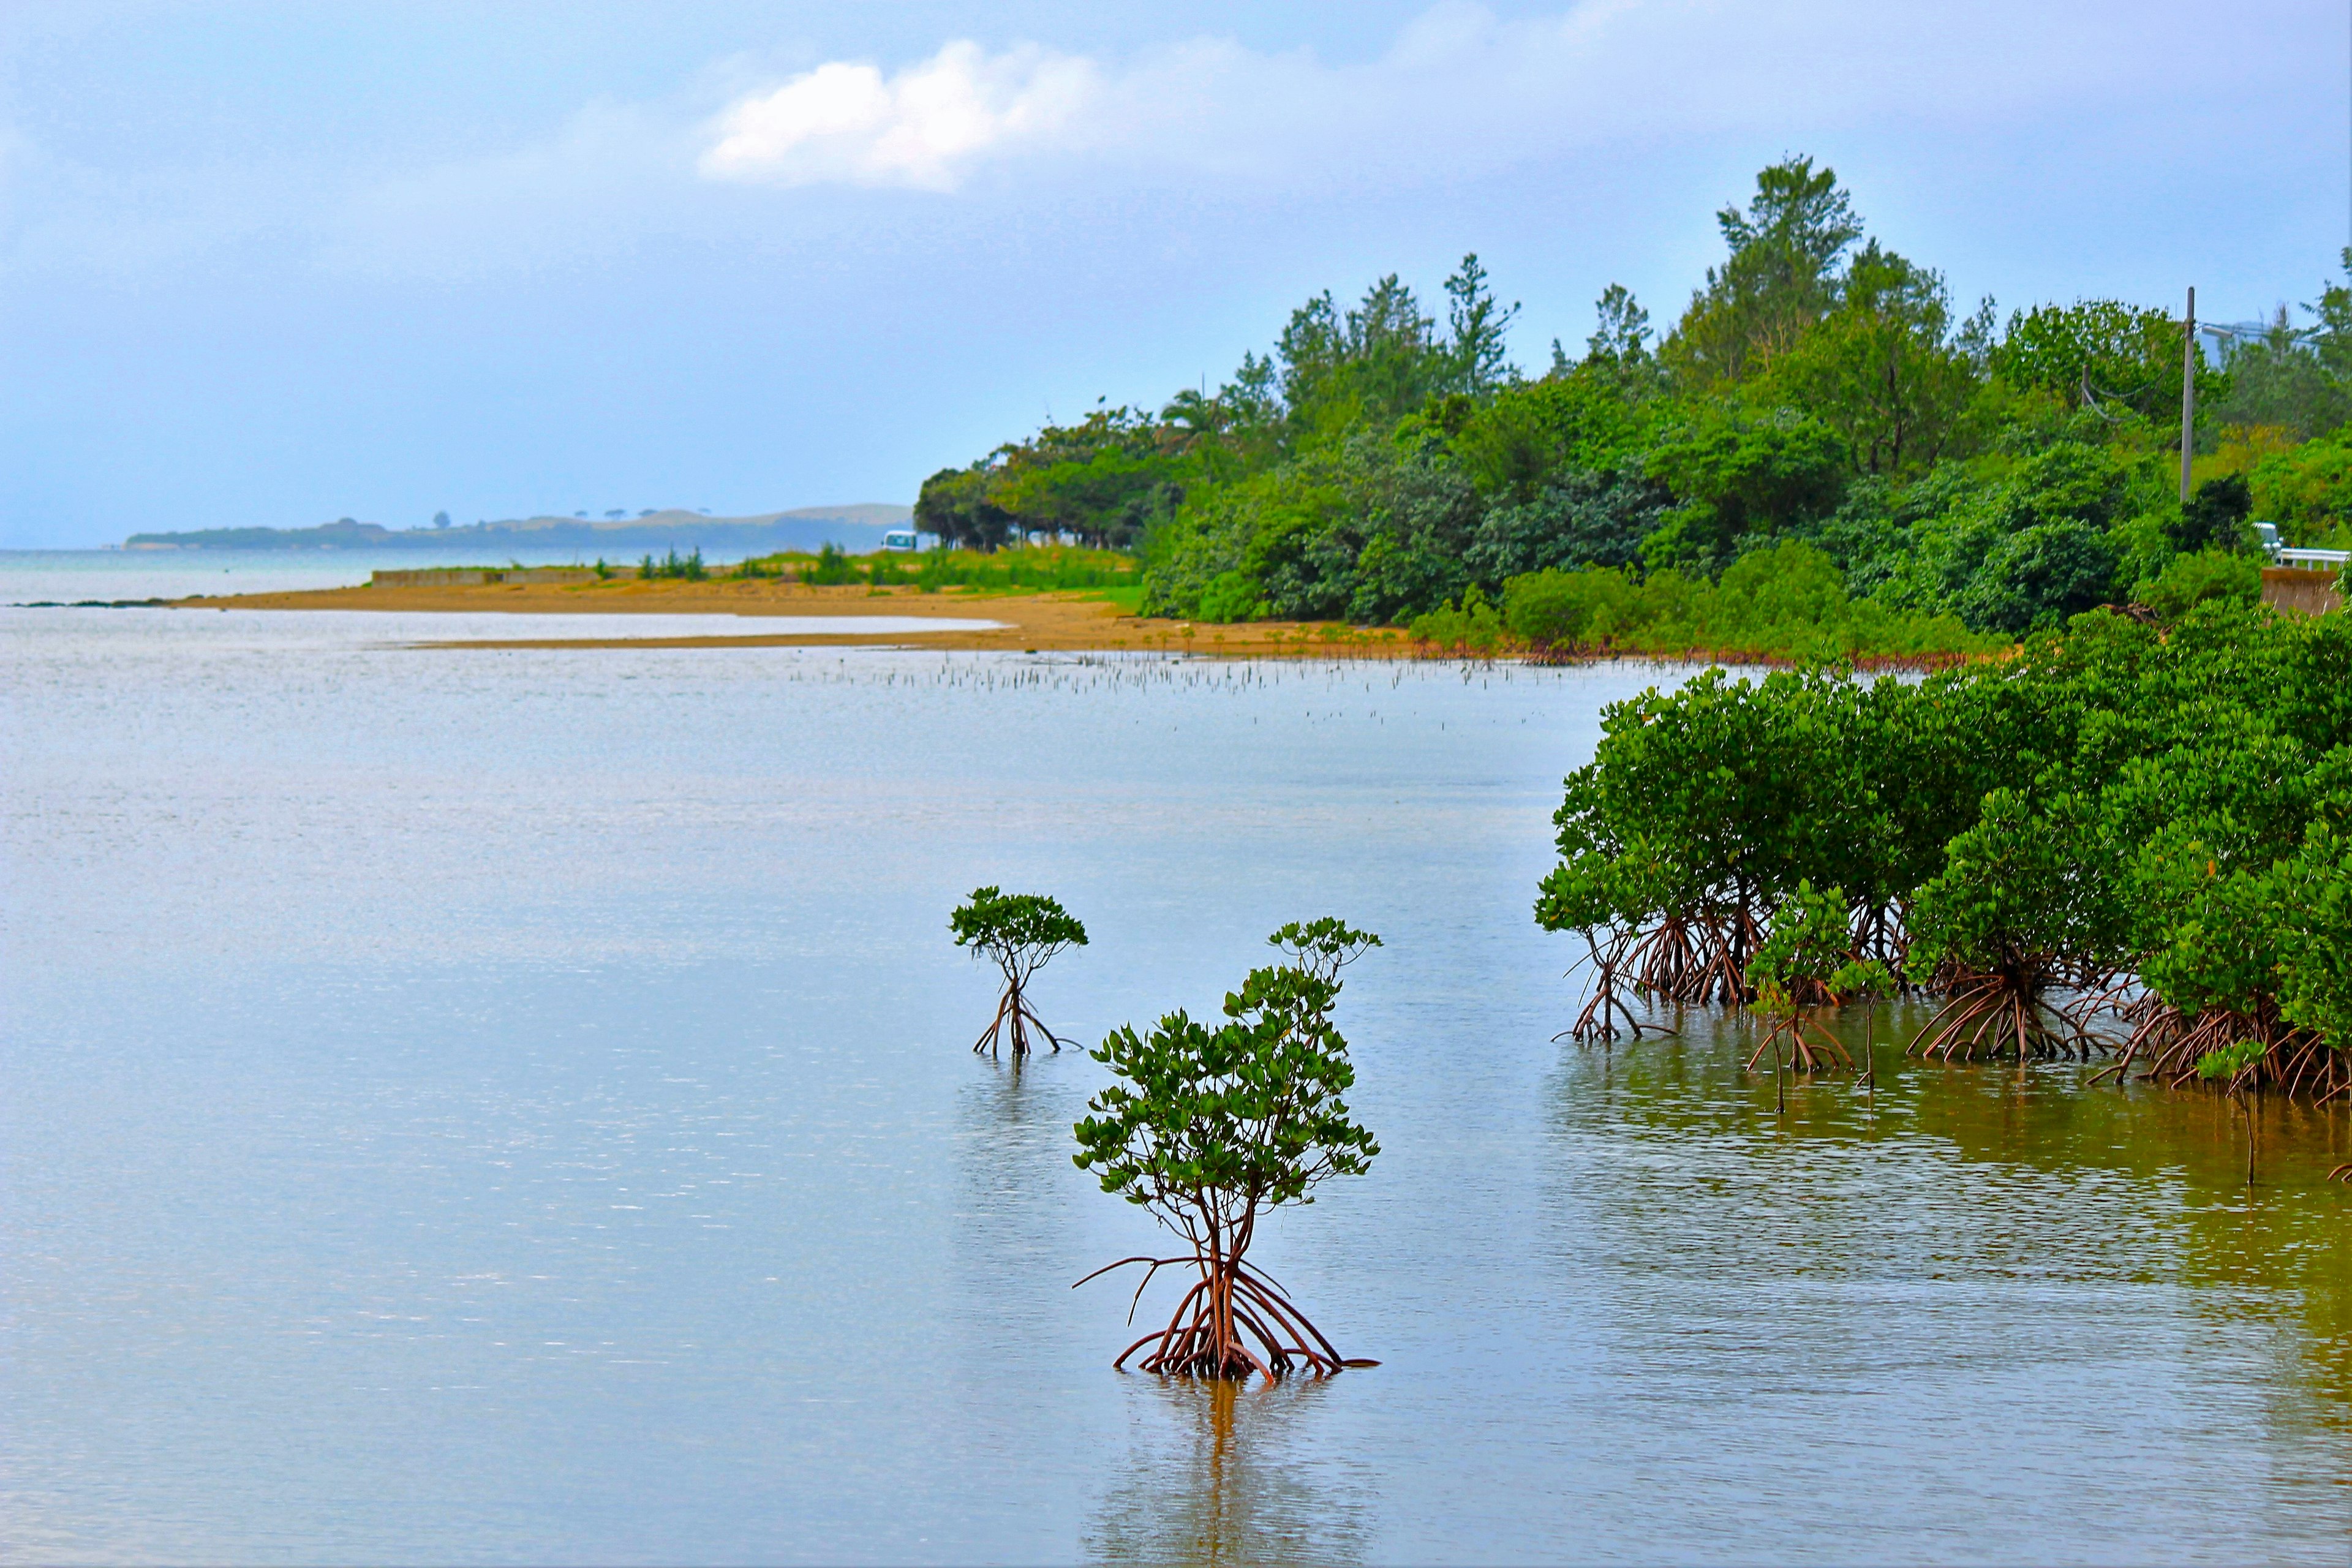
[[951, 886, 1088, 1057], [1744, 880, 1861, 1089], [1831, 954, 1895, 1107], [1073, 919, 1381, 1380]]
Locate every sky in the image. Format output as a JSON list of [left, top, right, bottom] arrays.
[[2, 1, 2346, 548]]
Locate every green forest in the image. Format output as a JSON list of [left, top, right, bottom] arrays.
[[915, 156, 2352, 658]]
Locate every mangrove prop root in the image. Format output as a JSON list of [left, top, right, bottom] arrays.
[[2098, 1000, 2350, 1101], [1558, 931, 1678, 1043], [1078, 1254, 1355, 1381], [1907, 970, 2101, 1063], [971, 980, 1077, 1058], [1747, 1011, 1853, 1073], [1850, 902, 1914, 985]]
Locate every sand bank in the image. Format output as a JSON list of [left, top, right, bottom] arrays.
[[172, 576, 1417, 657]]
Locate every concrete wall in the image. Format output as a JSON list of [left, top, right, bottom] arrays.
[[2261, 568, 2342, 617]]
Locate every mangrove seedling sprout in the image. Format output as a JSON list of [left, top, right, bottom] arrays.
[[1073, 919, 1381, 1381], [951, 886, 1088, 1057], [2197, 1037, 2267, 1186], [1744, 881, 1861, 1097], [1830, 954, 1895, 1106]]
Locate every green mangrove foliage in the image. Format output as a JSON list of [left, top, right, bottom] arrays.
[[916, 157, 2352, 652], [950, 887, 1088, 1058], [1074, 920, 1381, 1381], [1411, 541, 1997, 662], [1539, 601, 2352, 1101]]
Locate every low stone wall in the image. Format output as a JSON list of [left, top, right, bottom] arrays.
[[369, 567, 601, 587], [2261, 567, 2342, 617]]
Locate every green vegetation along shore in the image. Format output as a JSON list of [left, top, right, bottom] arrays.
[[725, 541, 1139, 603], [914, 155, 2352, 663], [1540, 598, 2352, 1108]]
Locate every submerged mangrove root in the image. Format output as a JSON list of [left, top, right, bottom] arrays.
[[1077, 1254, 1376, 1381], [972, 980, 1074, 1057], [1558, 932, 1675, 1042], [2097, 1000, 2349, 1102], [1909, 970, 2101, 1062], [1747, 1009, 1853, 1073]]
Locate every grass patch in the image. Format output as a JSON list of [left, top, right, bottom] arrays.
[[734, 543, 1140, 594]]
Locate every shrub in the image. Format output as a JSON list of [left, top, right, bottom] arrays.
[[806, 543, 861, 586], [1407, 584, 1506, 654], [1197, 570, 1262, 623], [2134, 548, 2260, 620]]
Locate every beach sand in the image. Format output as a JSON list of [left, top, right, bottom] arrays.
[[173, 577, 1418, 657]]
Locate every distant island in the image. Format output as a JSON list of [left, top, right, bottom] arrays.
[[124, 504, 911, 556]]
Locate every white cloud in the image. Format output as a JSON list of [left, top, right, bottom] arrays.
[[698, 40, 1102, 191], [192, 1, 2305, 282], [687, 2, 2190, 197]]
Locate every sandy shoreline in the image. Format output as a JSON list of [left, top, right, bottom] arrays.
[[169, 577, 1419, 657]]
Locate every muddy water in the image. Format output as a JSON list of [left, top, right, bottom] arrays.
[[2, 605, 2345, 1563]]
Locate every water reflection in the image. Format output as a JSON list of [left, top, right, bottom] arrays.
[[1544, 1001, 2352, 1549], [949, 1054, 1095, 1345], [1084, 1376, 1373, 1568]]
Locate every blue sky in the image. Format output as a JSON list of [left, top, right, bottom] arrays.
[[2, 0, 2344, 548]]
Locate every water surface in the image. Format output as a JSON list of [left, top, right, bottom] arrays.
[[2, 607, 2345, 1564]]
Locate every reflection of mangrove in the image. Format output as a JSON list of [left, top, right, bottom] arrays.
[[951, 886, 1088, 1058], [1537, 610, 2352, 1106], [1083, 1378, 1371, 1568], [1545, 1027, 2352, 1443], [946, 1054, 1099, 1373], [1076, 922, 1380, 1380]]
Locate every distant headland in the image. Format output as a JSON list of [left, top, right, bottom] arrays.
[[123, 504, 911, 555]]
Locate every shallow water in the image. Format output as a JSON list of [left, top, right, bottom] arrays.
[[0, 547, 638, 604], [2, 608, 2346, 1564]]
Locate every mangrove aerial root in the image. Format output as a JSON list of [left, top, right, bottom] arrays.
[[1747, 1011, 1853, 1073], [971, 981, 1077, 1058], [1848, 902, 1913, 986], [1078, 1254, 1356, 1381], [2101, 1001, 2347, 1099], [1558, 933, 1672, 1042], [1611, 908, 1770, 1010], [1909, 970, 2098, 1062]]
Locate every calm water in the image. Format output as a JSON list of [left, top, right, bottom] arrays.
[[2, 604, 2346, 1564], [0, 547, 644, 604]]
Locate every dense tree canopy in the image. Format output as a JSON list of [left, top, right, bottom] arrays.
[[1537, 600, 2352, 1099], [919, 156, 2352, 650]]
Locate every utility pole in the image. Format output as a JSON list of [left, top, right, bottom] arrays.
[[2180, 286, 2197, 507]]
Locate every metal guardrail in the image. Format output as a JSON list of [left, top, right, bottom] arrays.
[[2252, 524, 2346, 571]]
